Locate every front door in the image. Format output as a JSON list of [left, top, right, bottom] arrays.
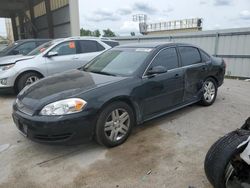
[[140, 47, 184, 119], [45, 40, 80, 75]]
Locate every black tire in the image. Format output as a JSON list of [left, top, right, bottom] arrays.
[[200, 77, 218, 106], [204, 129, 250, 188], [95, 101, 135, 147], [241, 117, 250, 130], [16, 72, 41, 93]]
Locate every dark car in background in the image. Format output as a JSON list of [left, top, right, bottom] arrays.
[[13, 42, 226, 147], [0, 39, 51, 57]]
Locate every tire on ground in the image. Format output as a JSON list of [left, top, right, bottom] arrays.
[[204, 129, 250, 188], [95, 101, 135, 147]]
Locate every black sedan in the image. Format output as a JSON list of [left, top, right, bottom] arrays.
[[12, 42, 226, 147]]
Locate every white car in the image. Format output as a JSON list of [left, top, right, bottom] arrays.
[[0, 37, 119, 93]]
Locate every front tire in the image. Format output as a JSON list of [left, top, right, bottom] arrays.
[[16, 72, 41, 93], [95, 101, 135, 147], [200, 78, 217, 106]]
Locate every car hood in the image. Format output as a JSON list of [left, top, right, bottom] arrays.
[[18, 70, 127, 110], [0, 55, 35, 65]]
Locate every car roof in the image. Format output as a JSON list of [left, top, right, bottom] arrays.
[[116, 42, 191, 48], [64, 36, 118, 42], [16, 39, 51, 43]]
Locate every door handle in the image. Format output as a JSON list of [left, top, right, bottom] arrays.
[[174, 73, 180, 78], [72, 57, 79, 60], [201, 67, 207, 72]]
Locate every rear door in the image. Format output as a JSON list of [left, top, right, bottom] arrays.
[[45, 40, 80, 75], [178, 46, 208, 102], [141, 47, 184, 118], [77, 40, 106, 67]]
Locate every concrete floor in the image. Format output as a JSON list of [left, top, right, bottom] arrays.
[[0, 79, 249, 188]]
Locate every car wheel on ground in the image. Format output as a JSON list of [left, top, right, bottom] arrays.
[[204, 129, 250, 188], [200, 77, 217, 106], [95, 101, 135, 147], [16, 72, 41, 93]]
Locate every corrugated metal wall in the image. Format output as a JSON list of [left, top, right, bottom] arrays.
[[113, 27, 250, 78]]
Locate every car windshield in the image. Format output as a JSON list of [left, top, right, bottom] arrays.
[[27, 41, 55, 56], [84, 48, 152, 76], [0, 41, 19, 53]]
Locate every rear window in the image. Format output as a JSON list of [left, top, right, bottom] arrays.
[[102, 40, 119, 48], [79, 40, 104, 53], [179, 46, 201, 66]]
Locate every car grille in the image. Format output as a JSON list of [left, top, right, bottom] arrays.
[[16, 98, 34, 116]]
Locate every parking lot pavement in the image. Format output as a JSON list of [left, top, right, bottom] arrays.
[[0, 79, 249, 188]]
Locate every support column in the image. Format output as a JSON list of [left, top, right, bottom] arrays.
[[45, 0, 54, 38], [18, 13, 25, 39], [28, 0, 37, 38], [11, 16, 18, 41], [69, 0, 80, 36]]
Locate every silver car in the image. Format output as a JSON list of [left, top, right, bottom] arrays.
[[0, 37, 117, 93]]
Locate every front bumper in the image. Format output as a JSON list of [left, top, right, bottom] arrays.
[[0, 86, 15, 94], [0, 70, 16, 88], [12, 109, 96, 144]]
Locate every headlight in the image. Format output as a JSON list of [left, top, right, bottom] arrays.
[[0, 64, 15, 71], [40, 98, 87, 116]]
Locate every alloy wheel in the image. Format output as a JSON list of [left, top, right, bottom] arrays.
[[203, 80, 216, 103], [25, 76, 39, 86], [104, 108, 130, 142]]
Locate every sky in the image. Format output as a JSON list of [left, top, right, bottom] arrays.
[[0, 0, 250, 37]]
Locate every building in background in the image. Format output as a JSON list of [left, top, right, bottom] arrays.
[[0, 0, 80, 41], [133, 15, 202, 35], [146, 18, 203, 35]]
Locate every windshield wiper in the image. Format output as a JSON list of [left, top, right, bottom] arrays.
[[89, 70, 117, 76]]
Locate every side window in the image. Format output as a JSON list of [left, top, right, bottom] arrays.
[[79, 40, 102, 53], [102, 41, 119, 47], [200, 50, 210, 62], [97, 42, 105, 51], [36, 41, 48, 47], [14, 42, 37, 55], [179, 46, 201, 66], [50, 41, 76, 56], [150, 48, 179, 70]]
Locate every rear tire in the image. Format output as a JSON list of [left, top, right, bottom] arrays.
[[16, 72, 41, 93], [200, 77, 217, 106], [95, 101, 135, 147], [204, 130, 250, 188]]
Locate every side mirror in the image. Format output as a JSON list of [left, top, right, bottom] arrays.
[[147, 66, 167, 76], [46, 51, 58, 58]]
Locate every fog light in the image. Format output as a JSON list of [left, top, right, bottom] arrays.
[[0, 78, 7, 85]]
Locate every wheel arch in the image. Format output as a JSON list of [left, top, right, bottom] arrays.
[[14, 70, 44, 91], [97, 96, 141, 125], [205, 75, 219, 86]]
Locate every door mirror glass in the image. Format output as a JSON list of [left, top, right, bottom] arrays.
[[147, 66, 167, 75], [47, 51, 58, 57]]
